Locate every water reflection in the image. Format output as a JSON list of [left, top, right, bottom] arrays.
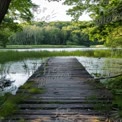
[[77, 57, 122, 78], [0, 57, 122, 95], [0, 59, 45, 95], [0, 47, 109, 52]]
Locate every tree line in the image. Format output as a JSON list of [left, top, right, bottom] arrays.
[[9, 21, 102, 46], [0, 0, 121, 48]]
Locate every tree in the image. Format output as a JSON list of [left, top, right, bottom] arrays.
[[63, 0, 122, 22], [0, 0, 11, 24], [0, 0, 37, 47], [63, 0, 122, 47], [0, 17, 21, 48], [0, 0, 37, 24], [0, 29, 10, 48], [9, 21, 101, 46], [8, 0, 37, 22]]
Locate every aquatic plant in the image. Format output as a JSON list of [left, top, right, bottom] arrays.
[[0, 49, 121, 64], [103, 76, 122, 121]]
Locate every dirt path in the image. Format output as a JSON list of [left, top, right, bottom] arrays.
[[7, 57, 112, 122]]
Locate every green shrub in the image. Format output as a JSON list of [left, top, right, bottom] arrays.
[[104, 76, 122, 119]]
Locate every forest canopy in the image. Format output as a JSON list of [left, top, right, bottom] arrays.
[[0, 0, 37, 47], [9, 21, 102, 46], [0, 0, 122, 48], [63, 0, 122, 47]]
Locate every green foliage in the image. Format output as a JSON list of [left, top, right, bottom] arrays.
[[0, 93, 27, 118], [0, 80, 44, 118], [87, 94, 112, 113], [64, 0, 122, 22], [105, 76, 122, 89], [63, 0, 122, 47], [18, 118, 26, 122], [0, 49, 122, 64], [0, 0, 37, 48], [0, 29, 10, 48], [28, 88, 45, 94], [9, 21, 102, 46], [0, 100, 17, 117], [20, 81, 34, 89], [20, 80, 45, 94], [7, 0, 37, 22], [0, 16, 23, 48], [93, 50, 111, 57], [104, 76, 122, 119]]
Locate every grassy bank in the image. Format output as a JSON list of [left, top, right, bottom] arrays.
[[0, 45, 87, 49], [103, 76, 122, 121], [0, 80, 45, 119], [0, 49, 122, 64]]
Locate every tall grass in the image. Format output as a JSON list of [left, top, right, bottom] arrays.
[[0, 49, 122, 64]]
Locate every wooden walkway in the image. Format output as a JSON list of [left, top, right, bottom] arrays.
[[6, 57, 112, 122]]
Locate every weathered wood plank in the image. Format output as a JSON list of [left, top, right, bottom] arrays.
[[18, 103, 95, 109], [21, 99, 112, 104], [5, 57, 112, 121], [6, 115, 106, 122], [15, 109, 105, 116]]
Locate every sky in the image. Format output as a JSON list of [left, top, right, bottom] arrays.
[[32, 0, 92, 22]]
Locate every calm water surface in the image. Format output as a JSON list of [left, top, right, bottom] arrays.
[[0, 47, 109, 52], [0, 56, 122, 95], [0, 48, 122, 95], [0, 58, 46, 95]]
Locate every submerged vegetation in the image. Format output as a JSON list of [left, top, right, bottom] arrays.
[[0, 49, 122, 64]]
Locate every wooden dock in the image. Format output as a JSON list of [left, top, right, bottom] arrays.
[[6, 57, 112, 122]]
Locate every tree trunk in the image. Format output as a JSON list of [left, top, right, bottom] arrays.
[[0, 0, 11, 24]]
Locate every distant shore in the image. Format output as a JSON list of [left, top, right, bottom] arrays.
[[0, 45, 105, 49]]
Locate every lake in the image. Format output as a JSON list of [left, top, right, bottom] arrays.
[[0, 47, 122, 95], [0, 55, 122, 95], [0, 47, 109, 52]]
